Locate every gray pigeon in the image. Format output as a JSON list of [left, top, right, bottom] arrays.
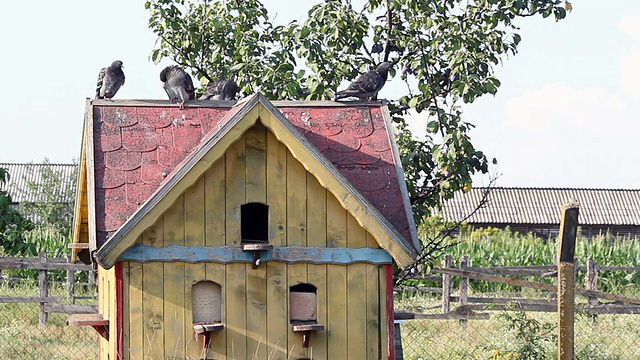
[[198, 78, 239, 100], [95, 60, 125, 100], [334, 62, 393, 101], [160, 65, 195, 109]]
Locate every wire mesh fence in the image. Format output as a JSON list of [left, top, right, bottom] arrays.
[[0, 255, 98, 360], [394, 254, 640, 360]]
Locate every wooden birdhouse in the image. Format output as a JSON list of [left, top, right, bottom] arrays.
[[69, 93, 420, 360]]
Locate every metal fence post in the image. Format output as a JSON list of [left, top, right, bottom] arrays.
[[557, 201, 579, 360]]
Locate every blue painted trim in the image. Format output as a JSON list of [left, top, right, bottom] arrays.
[[117, 244, 393, 265]]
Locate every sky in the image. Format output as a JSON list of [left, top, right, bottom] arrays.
[[0, 1, 638, 189]]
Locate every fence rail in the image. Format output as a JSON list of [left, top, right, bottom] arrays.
[[401, 254, 640, 318], [0, 254, 97, 324]]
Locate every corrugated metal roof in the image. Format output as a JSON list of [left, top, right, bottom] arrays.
[[0, 163, 77, 203], [439, 187, 640, 226]]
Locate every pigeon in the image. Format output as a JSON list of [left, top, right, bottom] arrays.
[[334, 62, 393, 101], [198, 78, 239, 100], [95, 60, 125, 100], [160, 65, 195, 109]]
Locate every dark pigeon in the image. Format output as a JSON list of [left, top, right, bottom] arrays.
[[95, 60, 125, 100], [160, 65, 195, 109], [198, 78, 239, 100], [334, 62, 393, 101]]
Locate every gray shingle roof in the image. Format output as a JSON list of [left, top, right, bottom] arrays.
[[0, 163, 77, 204], [439, 187, 640, 226]]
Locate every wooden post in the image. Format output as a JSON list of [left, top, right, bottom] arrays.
[[67, 256, 76, 304], [442, 254, 452, 313], [586, 260, 598, 306], [557, 201, 579, 360], [459, 256, 469, 329], [38, 253, 49, 325]]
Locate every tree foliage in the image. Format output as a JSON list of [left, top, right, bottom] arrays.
[[18, 159, 77, 237], [146, 0, 570, 270], [0, 167, 35, 256]]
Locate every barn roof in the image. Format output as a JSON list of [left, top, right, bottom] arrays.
[[74, 94, 419, 268], [0, 163, 76, 203], [439, 187, 640, 226]]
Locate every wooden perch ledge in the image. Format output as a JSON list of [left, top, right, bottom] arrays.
[[67, 313, 109, 339]]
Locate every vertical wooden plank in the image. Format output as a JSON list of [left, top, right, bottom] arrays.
[[204, 155, 227, 359], [266, 261, 288, 360], [142, 223, 164, 360], [226, 135, 245, 246], [164, 194, 186, 358], [347, 215, 367, 359], [128, 260, 144, 359], [306, 173, 326, 245], [266, 131, 287, 247], [121, 261, 130, 359], [184, 176, 207, 358], [327, 263, 347, 359], [205, 263, 227, 360], [366, 262, 381, 360], [306, 173, 328, 357], [245, 124, 269, 359], [225, 137, 247, 358], [287, 263, 309, 359], [245, 123, 267, 203], [366, 231, 381, 360], [97, 266, 108, 357], [326, 192, 347, 359], [287, 151, 307, 246], [266, 130, 289, 359], [226, 263, 247, 359], [379, 265, 390, 360], [105, 266, 117, 359], [246, 264, 268, 359], [327, 193, 346, 249], [205, 158, 226, 247]]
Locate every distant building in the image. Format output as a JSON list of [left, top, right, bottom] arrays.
[[439, 187, 640, 239], [0, 162, 77, 222]]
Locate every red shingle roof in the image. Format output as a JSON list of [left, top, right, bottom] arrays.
[[88, 96, 418, 254]]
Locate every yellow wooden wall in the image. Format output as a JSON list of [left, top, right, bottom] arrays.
[[115, 123, 388, 360], [97, 264, 117, 359]]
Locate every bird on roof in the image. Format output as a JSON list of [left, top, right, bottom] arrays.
[[95, 60, 125, 100], [198, 78, 239, 100], [334, 62, 393, 101], [160, 65, 195, 109]]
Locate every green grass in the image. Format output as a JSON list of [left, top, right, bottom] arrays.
[[0, 281, 98, 359], [395, 293, 640, 360]]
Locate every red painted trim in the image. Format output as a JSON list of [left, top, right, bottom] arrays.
[[115, 261, 124, 358], [385, 264, 395, 360]]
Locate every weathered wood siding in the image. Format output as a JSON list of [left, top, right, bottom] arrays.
[[117, 123, 387, 359], [97, 265, 117, 359]]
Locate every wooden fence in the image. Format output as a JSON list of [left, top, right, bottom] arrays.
[[0, 254, 97, 324], [397, 254, 640, 320]]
